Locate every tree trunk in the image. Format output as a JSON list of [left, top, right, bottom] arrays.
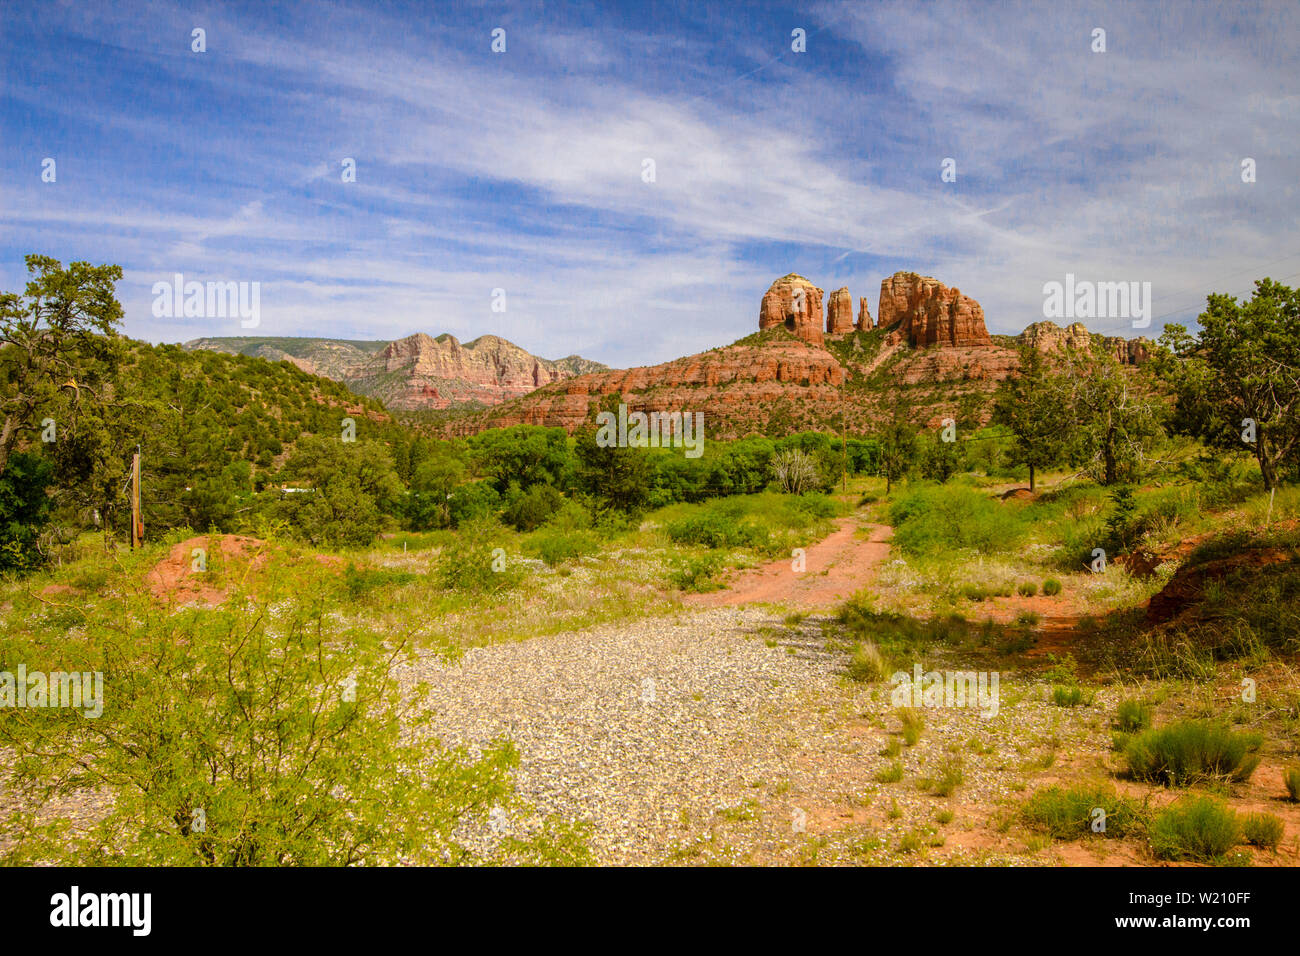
[[1029, 463, 1036, 492]]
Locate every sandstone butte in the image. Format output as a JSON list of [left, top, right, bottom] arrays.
[[449, 271, 1152, 438]]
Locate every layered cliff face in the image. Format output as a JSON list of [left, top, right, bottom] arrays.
[[352, 333, 606, 409], [759, 274, 825, 345], [1017, 321, 1151, 366], [458, 336, 845, 435], [183, 333, 605, 411], [827, 287, 855, 334], [877, 272, 992, 348]]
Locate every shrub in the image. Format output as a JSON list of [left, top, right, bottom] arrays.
[[436, 521, 517, 592], [448, 480, 501, 527], [931, 759, 964, 797], [1042, 578, 1063, 596], [1115, 698, 1153, 734], [875, 761, 904, 784], [1149, 797, 1240, 862], [1240, 812, 1284, 849], [0, 598, 563, 865], [1284, 765, 1300, 802], [1052, 686, 1087, 707], [502, 483, 565, 532], [1017, 581, 1038, 597], [667, 554, 722, 592], [847, 642, 886, 682], [900, 708, 924, 746], [1022, 784, 1144, 839], [889, 485, 1026, 556], [1123, 720, 1262, 786]]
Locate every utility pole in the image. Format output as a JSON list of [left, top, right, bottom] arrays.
[[131, 445, 143, 549]]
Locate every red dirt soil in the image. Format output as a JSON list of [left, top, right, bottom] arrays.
[[686, 518, 893, 609], [145, 535, 270, 607]]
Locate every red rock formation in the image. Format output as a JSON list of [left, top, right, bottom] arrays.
[[877, 272, 991, 348], [857, 296, 873, 330], [826, 287, 855, 335], [759, 274, 824, 345], [1017, 321, 1150, 366]]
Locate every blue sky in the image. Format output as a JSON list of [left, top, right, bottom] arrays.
[[2, 0, 1298, 367]]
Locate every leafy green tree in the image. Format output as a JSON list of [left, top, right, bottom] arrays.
[[0, 255, 125, 476], [1157, 278, 1300, 490], [992, 347, 1071, 491], [279, 437, 404, 547], [1059, 346, 1164, 486], [0, 451, 54, 572], [573, 395, 652, 512], [468, 426, 570, 493], [407, 456, 465, 530]]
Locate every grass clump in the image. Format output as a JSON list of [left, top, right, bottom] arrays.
[[889, 484, 1026, 557], [899, 708, 924, 747], [1115, 698, 1153, 734], [1051, 685, 1089, 707], [667, 554, 722, 592], [1148, 796, 1240, 862], [847, 641, 886, 682], [1122, 720, 1262, 786], [1284, 765, 1300, 802], [1022, 784, 1144, 839], [1042, 578, 1062, 596], [1240, 812, 1284, 850]]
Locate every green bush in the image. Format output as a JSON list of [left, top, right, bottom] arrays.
[[448, 480, 501, 527], [1023, 784, 1144, 839], [1123, 720, 1262, 786], [502, 483, 566, 532], [1115, 698, 1153, 734], [1042, 578, 1062, 596], [889, 485, 1026, 556], [436, 521, 517, 592], [1149, 796, 1240, 862], [847, 642, 886, 682], [1052, 686, 1087, 707], [1017, 581, 1038, 597], [667, 554, 722, 592], [0, 597, 561, 865], [1240, 811, 1284, 849], [1284, 765, 1300, 802]]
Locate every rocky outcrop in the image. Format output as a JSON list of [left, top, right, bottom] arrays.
[[185, 333, 606, 411], [858, 296, 873, 330], [759, 274, 824, 345], [826, 287, 855, 335], [877, 272, 991, 348], [1017, 321, 1150, 366]]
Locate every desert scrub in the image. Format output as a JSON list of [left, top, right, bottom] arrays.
[[1042, 578, 1062, 596], [1017, 581, 1038, 597], [1148, 796, 1240, 863], [1122, 720, 1262, 786], [666, 554, 722, 592], [1051, 685, 1090, 707], [1285, 766, 1300, 802], [899, 708, 925, 746], [1022, 784, 1144, 839], [847, 641, 886, 682], [0, 596, 583, 866], [436, 520, 520, 592], [888, 484, 1026, 557], [1240, 812, 1284, 850], [1115, 698, 1153, 734]]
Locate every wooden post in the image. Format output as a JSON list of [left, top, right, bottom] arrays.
[[131, 447, 143, 549]]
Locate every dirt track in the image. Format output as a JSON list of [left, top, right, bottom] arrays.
[[687, 517, 893, 608]]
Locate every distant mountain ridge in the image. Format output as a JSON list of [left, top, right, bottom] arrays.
[[182, 333, 607, 410]]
